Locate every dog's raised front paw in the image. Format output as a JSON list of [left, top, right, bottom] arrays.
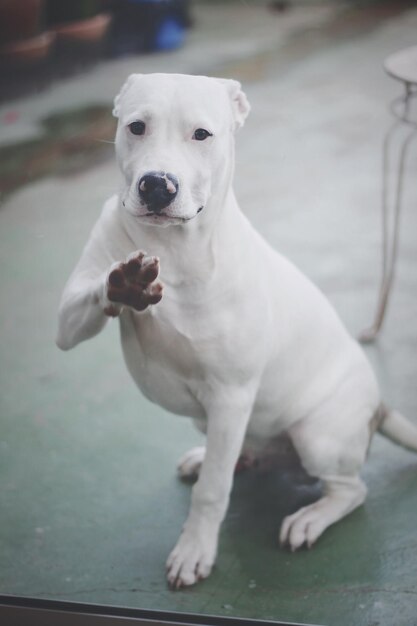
[[166, 526, 217, 589], [105, 251, 163, 314]]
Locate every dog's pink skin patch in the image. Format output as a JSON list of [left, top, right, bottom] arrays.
[[104, 305, 120, 317]]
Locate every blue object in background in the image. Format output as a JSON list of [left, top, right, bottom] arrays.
[[155, 15, 185, 51], [108, 0, 189, 56]]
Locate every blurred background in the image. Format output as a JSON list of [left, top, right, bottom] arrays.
[[1, 2, 417, 626]]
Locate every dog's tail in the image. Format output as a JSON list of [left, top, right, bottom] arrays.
[[376, 404, 417, 453]]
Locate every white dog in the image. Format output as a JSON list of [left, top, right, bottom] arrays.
[[57, 73, 417, 589]]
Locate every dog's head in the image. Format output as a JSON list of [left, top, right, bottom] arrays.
[[113, 73, 250, 226]]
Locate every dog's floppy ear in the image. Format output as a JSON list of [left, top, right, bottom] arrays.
[[218, 78, 250, 130], [113, 73, 142, 118]]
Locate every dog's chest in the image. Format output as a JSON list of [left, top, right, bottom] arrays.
[[118, 299, 245, 417]]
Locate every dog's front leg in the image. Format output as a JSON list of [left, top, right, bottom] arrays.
[[166, 392, 254, 588], [57, 252, 162, 350]]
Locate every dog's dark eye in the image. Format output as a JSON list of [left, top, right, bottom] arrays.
[[193, 128, 212, 141], [129, 121, 146, 136]]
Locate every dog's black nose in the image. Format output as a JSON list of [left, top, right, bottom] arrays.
[[138, 171, 179, 213]]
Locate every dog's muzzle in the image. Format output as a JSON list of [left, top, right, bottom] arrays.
[[138, 171, 179, 214]]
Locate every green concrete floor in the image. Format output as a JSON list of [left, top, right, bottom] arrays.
[[1, 2, 417, 626]]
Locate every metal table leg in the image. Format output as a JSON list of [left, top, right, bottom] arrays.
[[359, 85, 417, 343]]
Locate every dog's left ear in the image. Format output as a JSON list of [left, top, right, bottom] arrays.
[[218, 78, 251, 130], [113, 73, 142, 118]]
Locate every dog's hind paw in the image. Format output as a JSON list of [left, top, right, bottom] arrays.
[[177, 447, 258, 481], [106, 251, 163, 314], [177, 446, 206, 480], [279, 476, 367, 551], [279, 504, 326, 551]]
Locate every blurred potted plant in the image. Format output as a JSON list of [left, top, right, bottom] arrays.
[[44, 0, 111, 71], [45, 0, 111, 44], [0, 0, 55, 65]]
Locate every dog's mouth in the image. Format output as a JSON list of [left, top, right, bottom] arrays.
[[139, 206, 204, 224], [144, 212, 188, 222], [122, 194, 204, 224]]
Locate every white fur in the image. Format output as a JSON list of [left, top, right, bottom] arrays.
[[57, 73, 390, 588]]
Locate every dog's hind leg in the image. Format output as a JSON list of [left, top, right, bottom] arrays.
[[280, 410, 370, 551], [279, 473, 367, 550]]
